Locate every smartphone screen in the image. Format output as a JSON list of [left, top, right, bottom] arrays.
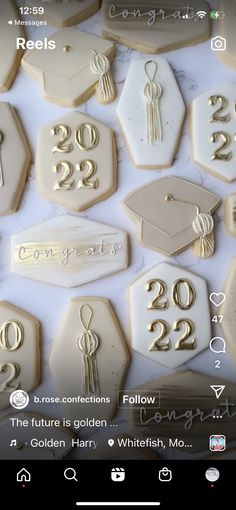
[[0, 0, 235, 507]]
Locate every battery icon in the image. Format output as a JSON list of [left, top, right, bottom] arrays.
[[209, 10, 225, 20]]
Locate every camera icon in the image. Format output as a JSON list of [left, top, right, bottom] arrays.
[[211, 36, 226, 51]]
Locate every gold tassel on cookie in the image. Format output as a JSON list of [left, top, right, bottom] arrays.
[[144, 60, 162, 145], [77, 304, 100, 396], [165, 194, 216, 259], [90, 50, 116, 105]]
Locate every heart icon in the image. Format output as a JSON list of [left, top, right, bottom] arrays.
[[209, 292, 226, 307]]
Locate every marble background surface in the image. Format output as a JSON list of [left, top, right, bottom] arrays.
[[1, 0, 236, 459]]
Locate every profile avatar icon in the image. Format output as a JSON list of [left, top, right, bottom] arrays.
[[10, 390, 29, 410]]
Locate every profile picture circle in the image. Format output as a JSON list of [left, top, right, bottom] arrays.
[[10, 390, 29, 409], [205, 467, 220, 482]]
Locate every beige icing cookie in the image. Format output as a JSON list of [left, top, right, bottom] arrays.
[[26, 0, 100, 28], [0, 301, 40, 411], [11, 215, 129, 288], [101, 0, 210, 54], [0, 1, 24, 92], [224, 193, 236, 237], [129, 262, 211, 369], [85, 435, 160, 460], [218, 0, 236, 69], [0, 411, 74, 460], [21, 28, 116, 107], [36, 111, 117, 212], [123, 176, 221, 258], [0, 103, 31, 216], [192, 83, 236, 182], [220, 258, 236, 363], [117, 57, 185, 169], [131, 371, 236, 453], [50, 297, 130, 422]]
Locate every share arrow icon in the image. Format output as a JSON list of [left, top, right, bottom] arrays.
[[210, 385, 225, 399]]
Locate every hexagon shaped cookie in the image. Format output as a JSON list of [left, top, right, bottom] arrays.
[[50, 297, 130, 422], [0, 412, 74, 459], [129, 262, 211, 369], [101, 0, 210, 54], [117, 57, 185, 169], [192, 84, 236, 182], [0, 302, 40, 410], [36, 111, 117, 212], [11, 215, 129, 288], [0, 103, 31, 215], [26, 0, 100, 28]]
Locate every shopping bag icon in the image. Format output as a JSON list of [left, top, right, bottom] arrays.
[[158, 467, 172, 482]]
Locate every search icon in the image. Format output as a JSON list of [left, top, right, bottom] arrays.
[[64, 468, 78, 482], [209, 337, 226, 354]]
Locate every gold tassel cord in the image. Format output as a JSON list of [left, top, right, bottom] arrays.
[[144, 61, 162, 145], [165, 194, 215, 259], [192, 212, 215, 259], [77, 304, 100, 396], [90, 50, 115, 104]]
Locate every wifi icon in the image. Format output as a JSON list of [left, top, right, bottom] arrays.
[[197, 10, 207, 18]]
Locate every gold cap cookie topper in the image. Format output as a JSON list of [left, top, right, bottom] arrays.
[[123, 176, 221, 257]]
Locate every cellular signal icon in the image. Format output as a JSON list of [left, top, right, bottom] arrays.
[[197, 10, 207, 18]]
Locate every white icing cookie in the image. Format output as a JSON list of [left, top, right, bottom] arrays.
[[50, 297, 129, 422], [36, 111, 117, 212], [192, 83, 236, 182], [0, 103, 31, 216], [117, 58, 185, 169], [218, 0, 236, 69], [26, 0, 100, 28], [0, 302, 40, 411], [101, 0, 210, 54], [21, 28, 116, 107], [11, 215, 129, 288], [129, 262, 211, 369], [224, 193, 236, 237], [0, 1, 24, 92], [123, 176, 221, 257], [0, 411, 75, 460], [131, 371, 236, 453]]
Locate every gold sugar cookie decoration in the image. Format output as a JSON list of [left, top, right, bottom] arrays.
[[77, 304, 100, 396]]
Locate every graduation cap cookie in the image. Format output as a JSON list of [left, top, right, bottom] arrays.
[[123, 176, 221, 258], [21, 28, 116, 107]]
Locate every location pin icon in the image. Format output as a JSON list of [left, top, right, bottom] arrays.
[[108, 439, 114, 447]]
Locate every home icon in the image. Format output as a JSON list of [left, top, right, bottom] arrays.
[[16, 468, 31, 483]]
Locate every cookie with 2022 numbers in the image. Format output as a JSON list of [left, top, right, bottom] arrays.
[[123, 176, 221, 258], [36, 110, 117, 212], [26, 0, 100, 28], [101, 0, 210, 54], [0, 103, 31, 216], [50, 297, 130, 422], [0, 0, 25, 92], [21, 28, 116, 107], [129, 262, 211, 369], [0, 301, 40, 411], [117, 57, 185, 169], [192, 83, 236, 182]]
